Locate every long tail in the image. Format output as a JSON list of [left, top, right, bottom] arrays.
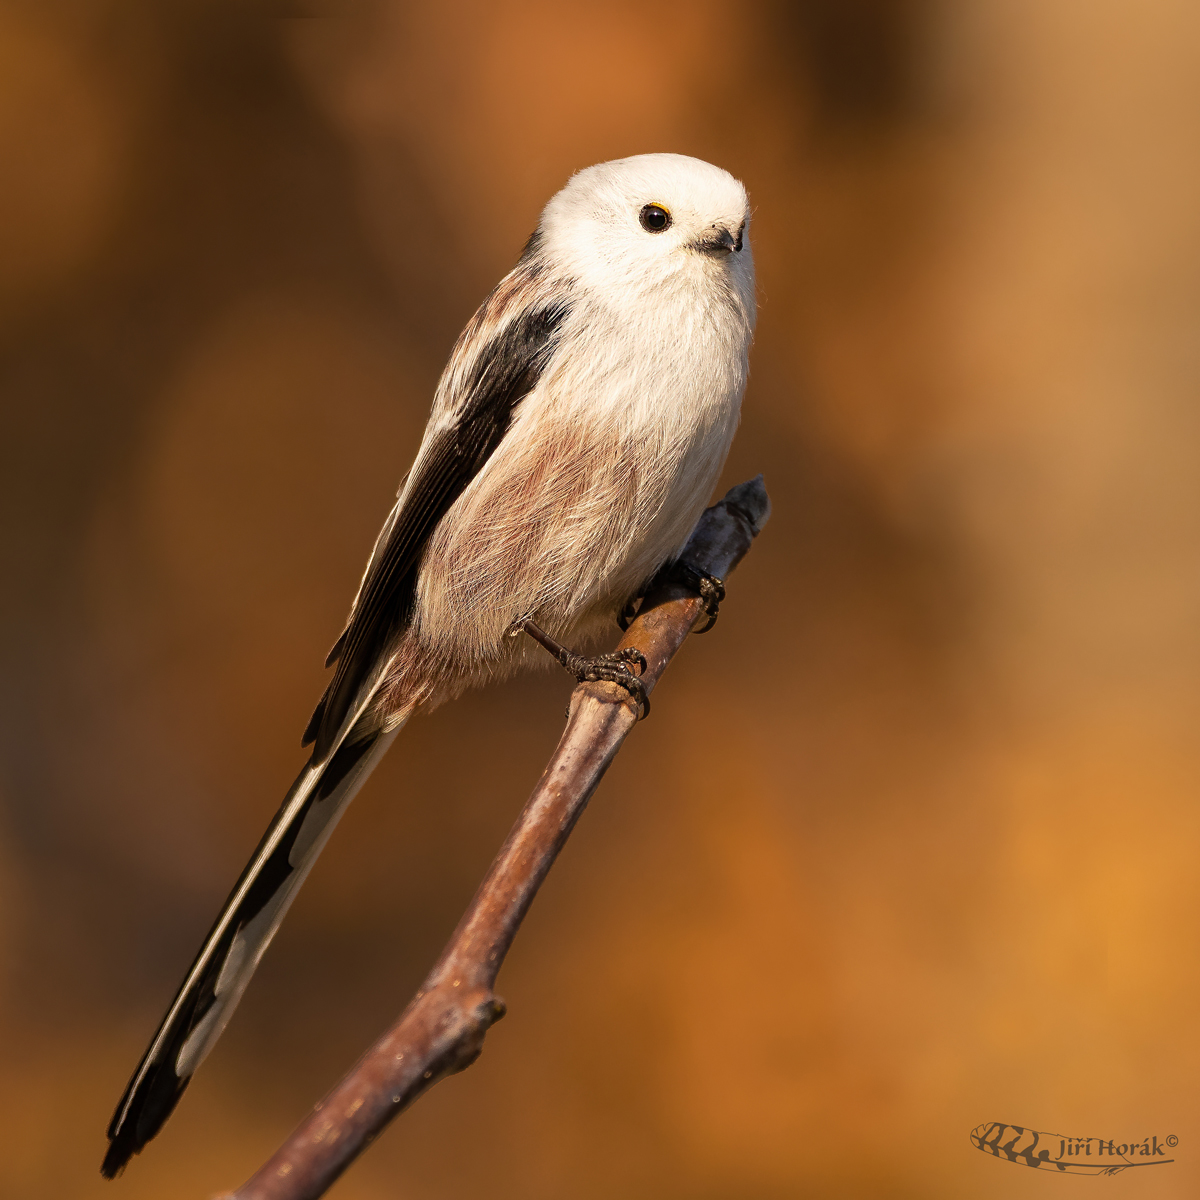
[[101, 722, 401, 1178]]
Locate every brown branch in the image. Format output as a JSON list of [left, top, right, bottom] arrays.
[[222, 477, 771, 1200]]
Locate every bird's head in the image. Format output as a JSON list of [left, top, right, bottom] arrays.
[[533, 153, 754, 313]]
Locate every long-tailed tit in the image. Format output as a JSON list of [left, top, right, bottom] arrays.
[[103, 153, 755, 1177]]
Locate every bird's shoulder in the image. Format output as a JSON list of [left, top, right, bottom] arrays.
[[430, 254, 576, 425]]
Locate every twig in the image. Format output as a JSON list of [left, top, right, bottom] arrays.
[[222, 477, 771, 1200]]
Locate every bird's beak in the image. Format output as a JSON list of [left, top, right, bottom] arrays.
[[692, 221, 745, 256]]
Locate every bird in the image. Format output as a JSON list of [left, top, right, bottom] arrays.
[[102, 152, 756, 1178]]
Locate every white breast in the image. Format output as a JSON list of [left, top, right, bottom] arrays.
[[411, 268, 754, 676]]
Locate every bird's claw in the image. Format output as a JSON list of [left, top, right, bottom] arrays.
[[618, 562, 726, 635], [665, 561, 725, 633], [610, 646, 648, 673], [565, 653, 650, 719]]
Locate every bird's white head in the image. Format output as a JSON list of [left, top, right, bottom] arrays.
[[533, 153, 754, 315]]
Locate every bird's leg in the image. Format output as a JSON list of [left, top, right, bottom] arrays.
[[508, 618, 650, 718]]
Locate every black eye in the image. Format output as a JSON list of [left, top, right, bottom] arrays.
[[639, 203, 672, 233]]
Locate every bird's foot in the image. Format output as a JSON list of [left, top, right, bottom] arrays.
[[509, 619, 650, 718], [564, 650, 650, 718], [620, 561, 725, 634], [668, 561, 725, 633]]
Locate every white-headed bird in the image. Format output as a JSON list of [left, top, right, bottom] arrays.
[[103, 153, 755, 1177]]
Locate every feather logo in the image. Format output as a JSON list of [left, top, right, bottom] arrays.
[[971, 1123, 1177, 1175]]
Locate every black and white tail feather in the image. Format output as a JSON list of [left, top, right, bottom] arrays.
[[101, 724, 399, 1178], [102, 152, 755, 1177]]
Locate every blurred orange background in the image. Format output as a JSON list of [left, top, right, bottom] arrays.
[[3, 1, 1199, 1197]]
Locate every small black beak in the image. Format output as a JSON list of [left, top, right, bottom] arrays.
[[692, 221, 745, 256]]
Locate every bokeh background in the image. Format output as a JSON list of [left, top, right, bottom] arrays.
[[3, 1, 1199, 1196]]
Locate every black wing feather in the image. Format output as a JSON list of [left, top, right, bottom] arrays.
[[307, 292, 571, 760]]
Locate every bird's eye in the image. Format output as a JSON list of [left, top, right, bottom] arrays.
[[639, 204, 672, 233]]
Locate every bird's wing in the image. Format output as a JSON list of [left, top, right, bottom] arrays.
[[306, 269, 571, 761]]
